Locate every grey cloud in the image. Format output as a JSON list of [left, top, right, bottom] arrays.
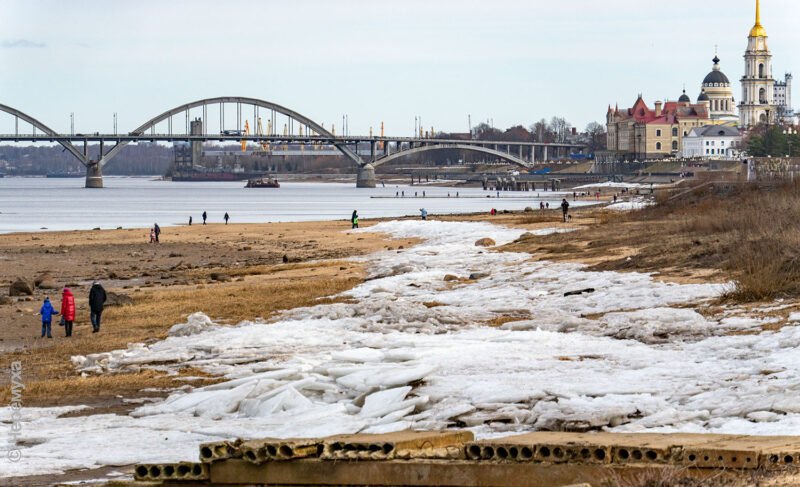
[[2, 39, 46, 48]]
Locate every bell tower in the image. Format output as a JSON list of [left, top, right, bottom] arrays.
[[739, 0, 776, 127]]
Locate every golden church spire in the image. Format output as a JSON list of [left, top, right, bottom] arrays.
[[750, 0, 767, 37], [756, 0, 761, 25]]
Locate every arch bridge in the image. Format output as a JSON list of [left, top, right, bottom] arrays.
[[0, 97, 587, 188]]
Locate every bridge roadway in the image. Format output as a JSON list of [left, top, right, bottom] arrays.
[[0, 97, 587, 187], [0, 133, 586, 188], [0, 133, 583, 149]]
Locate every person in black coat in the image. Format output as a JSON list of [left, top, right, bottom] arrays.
[[89, 281, 107, 333], [154, 223, 161, 243], [561, 198, 570, 222]]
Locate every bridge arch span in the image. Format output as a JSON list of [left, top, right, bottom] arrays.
[[101, 96, 363, 167], [373, 143, 530, 169], [0, 103, 87, 164]]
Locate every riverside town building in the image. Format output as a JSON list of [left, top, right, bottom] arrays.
[[605, 0, 794, 161]]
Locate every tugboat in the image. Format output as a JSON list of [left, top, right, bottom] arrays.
[[245, 176, 280, 188]]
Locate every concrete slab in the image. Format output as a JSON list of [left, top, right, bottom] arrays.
[[240, 438, 322, 464], [133, 462, 208, 482], [321, 430, 473, 461], [206, 458, 791, 486]]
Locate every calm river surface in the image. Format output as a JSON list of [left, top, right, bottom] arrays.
[[0, 177, 583, 233]]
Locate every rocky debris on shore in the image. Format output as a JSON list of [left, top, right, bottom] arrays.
[[35, 273, 59, 290], [106, 292, 133, 307], [474, 238, 496, 247], [210, 273, 231, 282], [9, 278, 34, 296]]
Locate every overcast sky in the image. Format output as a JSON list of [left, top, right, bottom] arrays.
[[1, 0, 798, 136]]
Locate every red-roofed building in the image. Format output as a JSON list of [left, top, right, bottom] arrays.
[[606, 95, 712, 160]]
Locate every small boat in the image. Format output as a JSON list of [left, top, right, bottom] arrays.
[[245, 176, 280, 188]]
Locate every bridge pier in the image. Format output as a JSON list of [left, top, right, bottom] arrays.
[[356, 163, 376, 188], [85, 163, 103, 188]]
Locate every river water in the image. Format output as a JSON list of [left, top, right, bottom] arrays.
[[0, 177, 582, 233]]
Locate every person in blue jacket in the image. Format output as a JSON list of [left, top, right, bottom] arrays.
[[39, 296, 58, 338]]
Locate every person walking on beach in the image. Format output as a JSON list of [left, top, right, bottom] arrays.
[[60, 287, 76, 338], [351, 210, 359, 229], [202, 211, 207, 225], [561, 198, 570, 222], [154, 223, 161, 243], [189, 216, 193, 226], [224, 212, 230, 225], [420, 208, 428, 221], [39, 296, 57, 338], [89, 281, 106, 333], [149, 227, 156, 244]]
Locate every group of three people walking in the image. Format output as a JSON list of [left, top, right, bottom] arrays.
[[39, 282, 106, 338]]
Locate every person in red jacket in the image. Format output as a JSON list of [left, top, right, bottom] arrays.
[[60, 287, 76, 337]]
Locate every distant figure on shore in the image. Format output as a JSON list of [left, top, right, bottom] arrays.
[[189, 216, 193, 226], [420, 208, 428, 221], [351, 210, 359, 229], [39, 296, 57, 338], [546, 202, 550, 209], [396, 191, 399, 197], [613, 194, 618, 203], [490, 208, 497, 216], [456, 192, 459, 198], [401, 191, 405, 197], [423, 191, 426, 197], [561, 198, 570, 222], [60, 287, 75, 338], [89, 281, 106, 333], [540, 202, 545, 211], [149, 227, 156, 244], [202, 211, 207, 225], [154, 223, 161, 243], [224, 212, 230, 225]]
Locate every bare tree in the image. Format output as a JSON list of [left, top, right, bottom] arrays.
[[549, 117, 571, 143], [585, 121, 607, 152]]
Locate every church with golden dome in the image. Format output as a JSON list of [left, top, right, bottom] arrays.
[[605, 0, 793, 160], [739, 0, 781, 126]]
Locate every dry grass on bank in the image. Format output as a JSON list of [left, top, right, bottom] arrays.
[[0, 260, 362, 405], [502, 181, 800, 303], [640, 182, 800, 302]]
